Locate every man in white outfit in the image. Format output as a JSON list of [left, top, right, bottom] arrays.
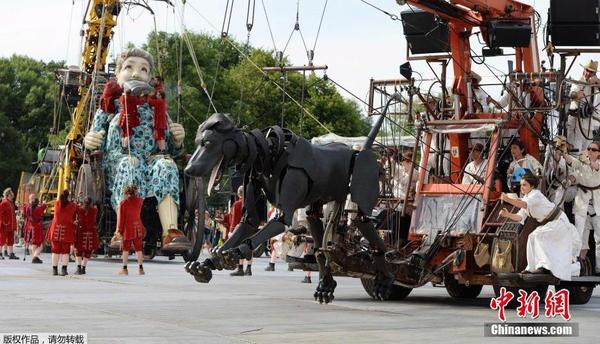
[[462, 143, 487, 184], [567, 60, 600, 156], [563, 141, 600, 264]]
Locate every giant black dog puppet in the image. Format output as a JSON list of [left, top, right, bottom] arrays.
[[184, 113, 393, 302]]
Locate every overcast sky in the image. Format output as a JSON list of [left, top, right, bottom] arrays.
[[2, 0, 599, 115]]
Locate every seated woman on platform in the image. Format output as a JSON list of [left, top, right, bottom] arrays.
[[498, 173, 580, 281], [507, 141, 542, 193]]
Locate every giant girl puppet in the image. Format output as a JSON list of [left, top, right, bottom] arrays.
[[84, 47, 189, 253]]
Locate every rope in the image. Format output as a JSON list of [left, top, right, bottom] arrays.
[[152, 15, 163, 76], [246, 0, 256, 32], [220, 0, 235, 38], [186, 1, 332, 134], [358, 0, 400, 21], [180, 23, 219, 113], [312, 0, 328, 52], [260, 0, 278, 52]]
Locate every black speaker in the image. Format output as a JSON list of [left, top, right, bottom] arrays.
[[401, 10, 443, 35], [550, 24, 600, 46], [405, 34, 450, 54], [487, 20, 531, 48], [401, 10, 450, 54], [550, 0, 600, 24]]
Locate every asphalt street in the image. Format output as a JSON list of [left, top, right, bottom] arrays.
[[1, 248, 598, 344]]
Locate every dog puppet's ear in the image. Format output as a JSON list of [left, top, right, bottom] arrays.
[[200, 113, 235, 133]]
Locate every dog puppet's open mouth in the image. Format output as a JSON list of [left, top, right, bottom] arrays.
[[206, 156, 223, 196]]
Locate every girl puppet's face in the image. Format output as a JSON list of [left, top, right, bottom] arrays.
[[520, 179, 533, 195], [117, 56, 151, 87]]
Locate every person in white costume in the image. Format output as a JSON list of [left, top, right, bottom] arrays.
[[581, 205, 600, 274], [499, 173, 580, 281], [462, 143, 487, 184], [543, 145, 576, 206], [507, 141, 543, 191], [470, 72, 494, 113], [392, 150, 418, 200], [567, 60, 600, 155], [562, 141, 600, 261]]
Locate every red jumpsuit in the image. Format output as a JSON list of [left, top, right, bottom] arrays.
[[0, 198, 17, 246], [75, 207, 99, 258], [117, 196, 145, 252], [227, 197, 243, 239], [24, 203, 47, 246], [47, 202, 77, 254]]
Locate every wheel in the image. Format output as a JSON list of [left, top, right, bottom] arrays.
[[563, 257, 595, 305], [252, 241, 268, 258], [183, 176, 204, 262], [360, 277, 412, 301], [444, 275, 483, 299], [144, 246, 157, 260], [493, 284, 549, 309]]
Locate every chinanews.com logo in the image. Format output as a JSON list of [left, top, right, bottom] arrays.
[[484, 287, 579, 337]]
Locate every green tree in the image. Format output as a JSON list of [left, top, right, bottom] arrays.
[[145, 31, 370, 146], [0, 55, 65, 189]]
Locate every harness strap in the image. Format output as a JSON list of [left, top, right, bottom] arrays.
[[538, 206, 562, 227]]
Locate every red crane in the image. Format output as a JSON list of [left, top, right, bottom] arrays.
[[401, 0, 542, 181]]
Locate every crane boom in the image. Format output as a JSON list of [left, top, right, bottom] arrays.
[[400, 0, 541, 180], [58, 0, 121, 195]]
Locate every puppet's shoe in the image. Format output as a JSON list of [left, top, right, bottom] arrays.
[[161, 229, 191, 254]]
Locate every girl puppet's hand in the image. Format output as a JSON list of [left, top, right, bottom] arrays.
[[157, 139, 166, 152]]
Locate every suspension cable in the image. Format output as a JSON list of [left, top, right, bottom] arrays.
[[260, 0, 278, 52], [186, 1, 331, 133]]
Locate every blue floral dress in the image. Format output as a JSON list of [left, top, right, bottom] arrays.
[[91, 100, 181, 210]]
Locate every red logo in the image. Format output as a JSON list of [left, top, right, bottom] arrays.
[[490, 287, 514, 321], [490, 288, 571, 321], [544, 289, 571, 321]]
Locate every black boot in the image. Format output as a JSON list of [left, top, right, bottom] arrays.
[[31, 257, 43, 264], [82, 266, 86, 275], [52, 266, 58, 276], [60, 266, 68, 276], [265, 262, 275, 271], [230, 265, 244, 276], [0, 252, 4, 260], [244, 265, 252, 276], [302, 276, 312, 283], [8, 253, 19, 260], [75, 265, 83, 275]]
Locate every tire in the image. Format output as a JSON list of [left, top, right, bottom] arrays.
[[183, 177, 204, 262], [493, 284, 549, 309], [360, 278, 412, 301], [563, 257, 595, 305], [445, 275, 483, 299]]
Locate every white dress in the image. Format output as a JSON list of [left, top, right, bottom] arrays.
[[461, 159, 488, 184], [517, 189, 581, 280]]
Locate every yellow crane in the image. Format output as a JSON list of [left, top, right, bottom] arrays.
[[57, 0, 121, 197]]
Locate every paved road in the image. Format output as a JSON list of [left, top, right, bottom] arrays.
[[1, 248, 598, 344]]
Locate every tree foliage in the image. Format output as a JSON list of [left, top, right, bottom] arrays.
[[146, 31, 370, 148], [0, 55, 66, 189]]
